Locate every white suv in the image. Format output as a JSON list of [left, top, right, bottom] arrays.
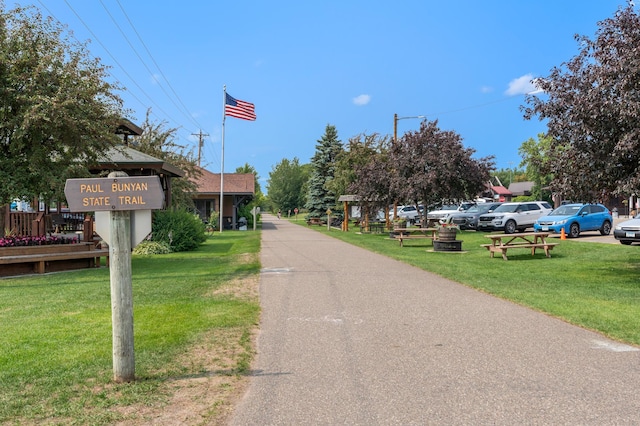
[[477, 201, 553, 233], [390, 205, 420, 222], [427, 202, 474, 224]]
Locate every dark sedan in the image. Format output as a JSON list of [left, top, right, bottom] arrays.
[[450, 202, 502, 230]]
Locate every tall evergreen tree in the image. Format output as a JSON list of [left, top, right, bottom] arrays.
[[305, 125, 344, 217]]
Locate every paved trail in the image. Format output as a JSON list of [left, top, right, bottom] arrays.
[[231, 214, 640, 425]]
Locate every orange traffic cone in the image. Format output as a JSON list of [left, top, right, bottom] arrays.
[[560, 227, 566, 240]]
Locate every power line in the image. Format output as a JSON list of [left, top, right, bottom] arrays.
[[59, 0, 179, 125], [39, 0, 215, 169], [114, 0, 206, 132], [426, 95, 523, 117], [100, 0, 206, 132]]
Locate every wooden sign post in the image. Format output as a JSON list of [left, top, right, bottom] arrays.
[[109, 193, 134, 382], [65, 172, 164, 382]]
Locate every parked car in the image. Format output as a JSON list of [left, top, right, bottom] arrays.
[[477, 201, 553, 233], [389, 205, 420, 222], [533, 203, 612, 238], [427, 203, 474, 224], [613, 213, 640, 245], [449, 202, 502, 230]]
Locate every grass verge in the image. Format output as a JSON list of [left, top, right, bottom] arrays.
[[293, 219, 640, 346], [0, 231, 260, 425]]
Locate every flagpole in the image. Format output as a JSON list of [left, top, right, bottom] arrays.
[[220, 85, 226, 233]]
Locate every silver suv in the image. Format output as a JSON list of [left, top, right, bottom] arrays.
[[477, 201, 553, 233]]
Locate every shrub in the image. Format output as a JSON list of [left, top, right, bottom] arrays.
[[132, 241, 172, 255], [152, 210, 206, 252], [237, 204, 259, 227]]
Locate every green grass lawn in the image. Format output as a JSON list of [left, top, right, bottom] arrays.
[[3, 220, 640, 423], [296, 220, 640, 346], [0, 231, 261, 424]]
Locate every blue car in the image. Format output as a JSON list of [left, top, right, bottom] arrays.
[[533, 203, 612, 238]]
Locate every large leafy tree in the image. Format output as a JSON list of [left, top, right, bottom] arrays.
[[235, 162, 263, 222], [523, 3, 640, 201], [305, 124, 344, 217], [133, 109, 199, 210], [518, 133, 555, 201], [236, 163, 263, 200], [343, 133, 395, 222], [267, 157, 309, 213], [0, 4, 125, 205], [390, 119, 494, 217]]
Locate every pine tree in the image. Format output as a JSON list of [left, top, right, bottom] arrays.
[[305, 125, 344, 217]]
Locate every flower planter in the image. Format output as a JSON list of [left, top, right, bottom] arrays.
[[434, 227, 462, 251], [0, 243, 107, 277], [437, 227, 457, 241]]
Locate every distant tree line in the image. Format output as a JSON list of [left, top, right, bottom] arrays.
[[266, 123, 494, 223]]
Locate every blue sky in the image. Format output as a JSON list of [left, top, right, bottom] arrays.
[[10, 1, 631, 190]]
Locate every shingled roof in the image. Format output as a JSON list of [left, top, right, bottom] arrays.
[[93, 145, 184, 177], [191, 166, 255, 195]]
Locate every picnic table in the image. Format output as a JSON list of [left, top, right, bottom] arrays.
[[481, 232, 559, 260], [390, 227, 438, 247], [360, 222, 386, 234]]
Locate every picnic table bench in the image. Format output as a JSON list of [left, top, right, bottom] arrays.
[[359, 222, 386, 234], [390, 227, 438, 247], [306, 217, 326, 226], [481, 232, 559, 260]]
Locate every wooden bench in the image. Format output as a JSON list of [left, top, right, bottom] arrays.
[[0, 244, 109, 276], [481, 242, 559, 260], [393, 234, 434, 247], [482, 232, 559, 261], [360, 223, 385, 234], [390, 228, 437, 247], [306, 218, 326, 226]]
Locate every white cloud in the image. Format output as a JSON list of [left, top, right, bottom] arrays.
[[505, 74, 542, 96], [352, 94, 371, 106], [480, 86, 493, 94]]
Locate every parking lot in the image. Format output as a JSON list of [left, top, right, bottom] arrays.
[[547, 216, 631, 244]]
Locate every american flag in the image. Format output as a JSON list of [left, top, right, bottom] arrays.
[[225, 93, 256, 121]]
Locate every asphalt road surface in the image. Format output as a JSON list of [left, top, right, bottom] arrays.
[[230, 214, 640, 425]]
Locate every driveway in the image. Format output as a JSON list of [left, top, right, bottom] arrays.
[[231, 214, 640, 425], [548, 216, 631, 244]]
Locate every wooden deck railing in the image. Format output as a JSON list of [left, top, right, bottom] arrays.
[[3, 205, 94, 241]]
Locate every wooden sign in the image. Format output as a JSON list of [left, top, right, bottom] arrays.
[[64, 176, 164, 212]]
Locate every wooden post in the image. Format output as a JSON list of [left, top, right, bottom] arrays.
[[342, 201, 349, 232], [108, 171, 135, 383]]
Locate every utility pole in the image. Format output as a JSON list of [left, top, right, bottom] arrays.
[[508, 161, 514, 186], [192, 130, 209, 166]]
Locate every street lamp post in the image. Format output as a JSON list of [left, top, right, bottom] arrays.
[[391, 113, 425, 225], [394, 113, 425, 143]]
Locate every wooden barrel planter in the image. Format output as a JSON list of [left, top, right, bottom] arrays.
[[0, 243, 108, 277], [437, 227, 457, 241], [434, 227, 462, 252]]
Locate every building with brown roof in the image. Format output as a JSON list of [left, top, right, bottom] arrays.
[[190, 166, 255, 229]]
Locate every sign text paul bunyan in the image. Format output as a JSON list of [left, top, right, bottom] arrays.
[[64, 176, 164, 211]]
